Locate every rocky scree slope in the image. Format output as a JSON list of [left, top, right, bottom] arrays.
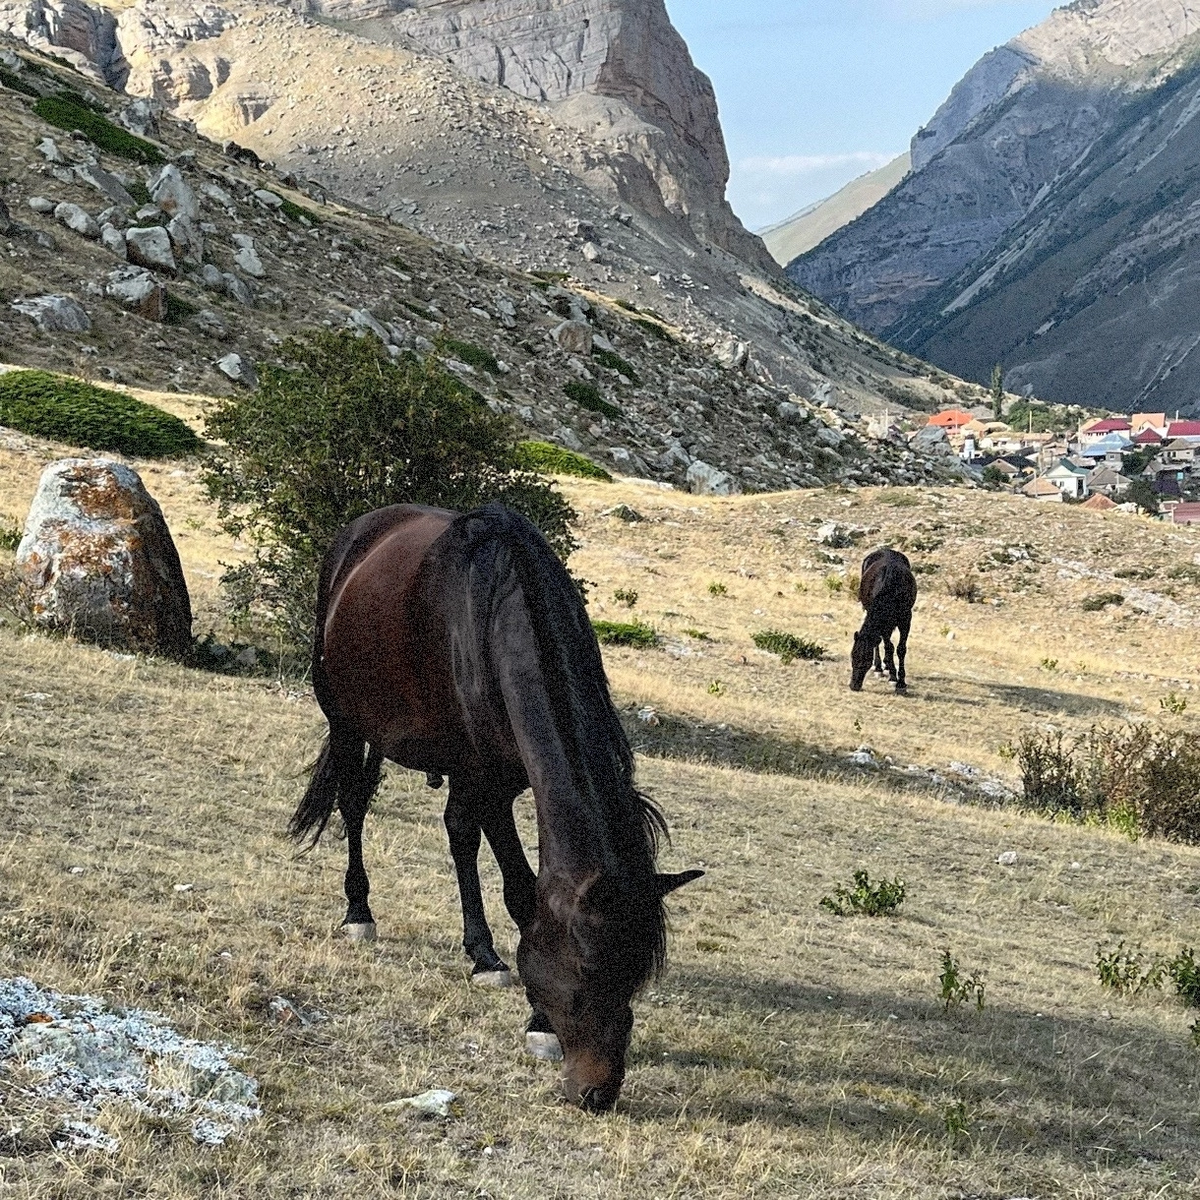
[[0, 40, 966, 492], [788, 0, 1200, 366], [0, 0, 972, 426]]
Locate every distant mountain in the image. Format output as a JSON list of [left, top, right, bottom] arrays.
[[786, 0, 1200, 411], [759, 154, 909, 267]]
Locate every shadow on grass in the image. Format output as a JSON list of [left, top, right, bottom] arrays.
[[915, 673, 1128, 720], [624, 967, 1197, 1170], [618, 704, 1008, 807]]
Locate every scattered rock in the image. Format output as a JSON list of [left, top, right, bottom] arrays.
[[636, 706, 660, 726], [216, 353, 257, 387], [26, 196, 55, 215], [686, 459, 740, 496], [125, 226, 177, 273], [74, 163, 135, 208], [149, 165, 199, 220], [383, 1089, 458, 1118], [601, 503, 644, 523], [15, 459, 193, 657], [35, 137, 64, 164], [581, 240, 603, 263], [10, 294, 91, 333], [253, 189, 284, 210], [116, 97, 160, 136], [713, 336, 749, 371], [105, 267, 166, 321], [54, 202, 99, 240], [348, 308, 390, 342], [233, 242, 265, 278], [551, 319, 592, 355], [100, 223, 127, 259], [997, 851, 1019, 867], [0, 196, 10, 235]]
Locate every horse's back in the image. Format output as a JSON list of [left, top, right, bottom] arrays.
[[860, 547, 916, 610], [318, 504, 466, 767]]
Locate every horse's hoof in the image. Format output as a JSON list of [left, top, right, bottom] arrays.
[[344, 922, 377, 943], [472, 970, 514, 989], [525, 1031, 563, 1062]]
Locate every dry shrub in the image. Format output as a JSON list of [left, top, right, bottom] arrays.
[[947, 573, 981, 603], [1018, 725, 1200, 842]]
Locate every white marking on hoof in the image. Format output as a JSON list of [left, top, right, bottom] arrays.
[[344, 922, 377, 943], [471, 970, 514, 989], [525, 1031, 563, 1062]]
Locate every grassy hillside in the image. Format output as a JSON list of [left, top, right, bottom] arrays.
[[4, 417, 1200, 1195]]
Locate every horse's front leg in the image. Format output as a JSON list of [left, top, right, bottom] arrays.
[[480, 798, 561, 1062], [882, 634, 898, 683], [444, 782, 511, 984], [872, 640, 884, 675]]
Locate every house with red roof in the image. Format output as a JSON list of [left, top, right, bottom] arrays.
[[1132, 428, 1164, 448], [1131, 412, 1168, 437], [1172, 502, 1200, 526], [927, 409, 975, 433], [1166, 420, 1200, 442], [1079, 418, 1132, 449]]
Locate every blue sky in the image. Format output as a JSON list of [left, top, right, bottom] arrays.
[[665, 0, 1062, 230]]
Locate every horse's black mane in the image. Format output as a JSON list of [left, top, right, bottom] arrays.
[[444, 502, 669, 979]]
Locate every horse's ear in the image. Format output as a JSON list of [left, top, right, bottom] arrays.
[[656, 869, 704, 896]]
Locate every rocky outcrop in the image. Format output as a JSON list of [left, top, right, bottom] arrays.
[[789, 0, 1200, 336], [15, 459, 193, 656]]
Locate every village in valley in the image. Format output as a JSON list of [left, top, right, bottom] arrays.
[[906, 403, 1200, 524]]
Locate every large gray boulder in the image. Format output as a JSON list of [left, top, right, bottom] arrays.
[[686, 459, 740, 496], [125, 226, 176, 272], [9, 295, 91, 333], [16, 459, 192, 657], [105, 266, 166, 321], [149, 164, 199, 220]]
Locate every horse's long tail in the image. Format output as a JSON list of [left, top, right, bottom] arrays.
[[289, 725, 383, 849]]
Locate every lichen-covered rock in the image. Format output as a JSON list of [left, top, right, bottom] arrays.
[[16, 459, 192, 657]]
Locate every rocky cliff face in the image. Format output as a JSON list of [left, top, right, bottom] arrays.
[[788, 0, 1200, 338]]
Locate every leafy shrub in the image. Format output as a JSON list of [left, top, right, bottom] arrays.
[[981, 465, 1008, 487], [34, 93, 163, 164], [562, 381, 621, 421], [0, 65, 38, 98], [947, 573, 981, 603], [592, 348, 640, 385], [684, 628, 712, 641], [612, 587, 638, 608], [876, 490, 921, 507], [0, 519, 21, 551], [443, 338, 501, 376], [513, 441, 611, 482], [1082, 592, 1124, 612], [707, 679, 725, 696], [752, 630, 827, 664], [1096, 942, 1165, 995], [632, 317, 675, 344], [1162, 692, 1189, 716], [591, 619, 657, 649], [0, 370, 199, 458], [164, 290, 199, 326], [615, 299, 639, 313], [278, 196, 323, 225], [1018, 725, 1200, 842], [820, 870, 906, 917], [126, 177, 152, 206], [707, 581, 728, 597], [939, 950, 986, 1013], [824, 574, 844, 593], [203, 329, 575, 647]]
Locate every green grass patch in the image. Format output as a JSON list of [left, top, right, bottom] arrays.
[[632, 317, 675, 344], [1082, 592, 1124, 612], [126, 177, 152, 206], [563, 381, 621, 420], [0, 519, 21, 551], [820, 870, 907, 917], [591, 619, 657, 649], [514, 441, 612, 481], [34, 93, 164, 164], [615, 298, 639, 313], [442, 338, 501, 376], [164, 291, 200, 326], [401, 298, 434, 322], [592, 348, 641, 385], [0, 370, 200, 458], [752, 629, 827, 664], [278, 196, 323, 225], [0, 66, 39, 98]]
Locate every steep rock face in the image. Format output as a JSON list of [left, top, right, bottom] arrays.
[[893, 60, 1200, 414], [789, 0, 1200, 336], [296, 0, 767, 267]]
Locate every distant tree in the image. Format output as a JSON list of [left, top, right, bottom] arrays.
[[982, 464, 1008, 488], [990, 364, 1005, 420], [1127, 479, 1161, 516], [203, 329, 577, 647], [1122, 447, 1155, 477]]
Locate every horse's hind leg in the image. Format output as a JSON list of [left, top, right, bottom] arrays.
[[873, 641, 885, 675], [896, 616, 911, 691], [882, 635, 898, 683], [339, 736, 383, 941], [445, 781, 511, 984]]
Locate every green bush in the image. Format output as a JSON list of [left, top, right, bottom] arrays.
[[820, 870, 906, 917], [752, 630, 827, 664], [562, 381, 621, 420], [0, 370, 200, 458], [278, 196, 323, 225], [592, 348, 641, 385], [443, 338, 501, 376], [0, 519, 21, 551], [0, 65, 38, 98], [513, 441, 612, 481], [632, 317, 675, 344], [1082, 592, 1124, 612], [34, 93, 164, 164], [939, 950, 986, 1013], [591, 619, 657, 649], [401, 299, 434, 321], [203, 329, 576, 647]]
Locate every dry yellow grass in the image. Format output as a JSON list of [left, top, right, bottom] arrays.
[[4, 426, 1200, 1196]]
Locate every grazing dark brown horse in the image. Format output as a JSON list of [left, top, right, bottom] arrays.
[[850, 547, 917, 693], [290, 502, 701, 1112]]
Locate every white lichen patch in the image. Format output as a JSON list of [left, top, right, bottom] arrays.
[[0, 977, 260, 1152]]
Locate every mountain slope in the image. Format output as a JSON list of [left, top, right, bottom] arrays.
[[760, 154, 909, 267], [787, 0, 1200, 340]]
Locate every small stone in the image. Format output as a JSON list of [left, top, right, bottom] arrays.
[[75, 163, 135, 208], [383, 1089, 458, 1118], [233, 645, 258, 667], [581, 240, 603, 263], [105, 266, 166, 321], [173, 883, 194, 893], [149, 164, 200, 220], [54, 202, 99, 239], [217, 354, 257, 387], [27, 196, 55, 215], [100, 223, 127, 259], [35, 137, 64, 164], [997, 851, 1019, 867], [234, 244, 265, 278], [253, 189, 283, 210], [636, 706, 660, 726], [686, 459, 740, 497], [551, 319, 592, 355], [601, 503, 643, 523]]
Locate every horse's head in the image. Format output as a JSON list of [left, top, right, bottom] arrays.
[[518, 868, 702, 1112], [849, 629, 874, 692]]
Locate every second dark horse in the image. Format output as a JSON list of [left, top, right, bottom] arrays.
[[291, 502, 701, 1111], [850, 547, 917, 693]]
